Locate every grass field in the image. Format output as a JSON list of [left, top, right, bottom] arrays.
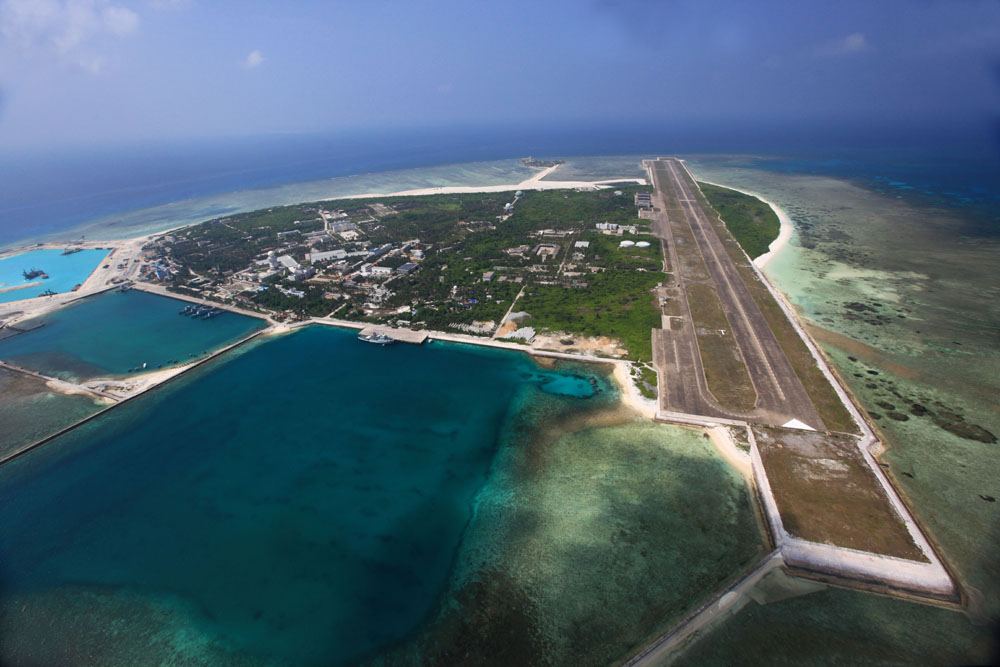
[[686, 283, 757, 412], [754, 426, 924, 560], [519, 270, 664, 362]]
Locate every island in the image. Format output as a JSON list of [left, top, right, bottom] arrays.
[[0, 158, 960, 664]]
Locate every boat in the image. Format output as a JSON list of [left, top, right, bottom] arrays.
[[23, 268, 48, 280], [61, 248, 83, 256], [358, 331, 395, 346]]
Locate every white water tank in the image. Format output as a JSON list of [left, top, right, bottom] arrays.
[[619, 240, 635, 248], [636, 241, 651, 248]]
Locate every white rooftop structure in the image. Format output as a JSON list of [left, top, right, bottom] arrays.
[[277, 255, 301, 271], [635, 241, 651, 248], [574, 241, 590, 248], [619, 240, 635, 248], [309, 249, 347, 262]]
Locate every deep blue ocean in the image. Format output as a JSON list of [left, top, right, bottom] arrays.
[[2, 121, 997, 247]]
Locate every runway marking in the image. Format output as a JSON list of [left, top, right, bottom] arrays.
[[666, 161, 787, 402]]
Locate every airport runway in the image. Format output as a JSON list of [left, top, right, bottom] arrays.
[[648, 158, 824, 429]]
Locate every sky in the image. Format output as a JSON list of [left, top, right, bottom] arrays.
[[0, 0, 998, 149]]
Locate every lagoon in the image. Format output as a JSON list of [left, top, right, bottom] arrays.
[[0, 325, 764, 665], [0, 289, 265, 381], [0, 248, 109, 304], [0, 326, 607, 664]]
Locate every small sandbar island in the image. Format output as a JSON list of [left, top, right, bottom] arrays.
[[0, 158, 969, 663]]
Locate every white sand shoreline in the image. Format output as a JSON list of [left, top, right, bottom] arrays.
[[697, 179, 794, 269], [706, 426, 752, 480]]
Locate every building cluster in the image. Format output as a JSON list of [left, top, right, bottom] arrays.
[[595, 222, 639, 235], [146, 187, 658, 329], [148, 203, 428, 317]]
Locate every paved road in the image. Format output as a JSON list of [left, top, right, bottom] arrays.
[[648, 158, 824, 429]]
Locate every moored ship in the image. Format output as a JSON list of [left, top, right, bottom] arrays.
[[358, 331, 394, 346]]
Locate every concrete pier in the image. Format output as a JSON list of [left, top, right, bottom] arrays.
[[359, 326, 428, 344]]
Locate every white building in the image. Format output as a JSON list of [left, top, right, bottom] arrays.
[[277, 255, 301, 271], [309, 249, 347, 262]]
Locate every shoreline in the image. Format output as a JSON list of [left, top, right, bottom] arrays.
[[330, 162, 644, 201], [0, 159, 646, 253], [695, 179, 794, 269]]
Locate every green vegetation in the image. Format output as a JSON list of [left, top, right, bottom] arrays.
[[575, 231, 661, 271], [159, 185, 664, 359], [634, 364, 658, 399], [252, 285, 334, 318], [519, 270, 663, 361], [698, 183, 780, 259], [166, 206, 323, 275]]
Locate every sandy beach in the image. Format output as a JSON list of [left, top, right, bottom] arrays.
[[612, 361, 658, 418], [696, 179, 794, 269], [332, 163, 644, 201], [706, 426, 752, 480]]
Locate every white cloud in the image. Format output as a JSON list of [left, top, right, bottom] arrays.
[[103, 4, 138, 35], [243, 49, 264, 69], [0, 0, 139, 72], [146, 0, 191, 9], [816, 32, 871, 57]]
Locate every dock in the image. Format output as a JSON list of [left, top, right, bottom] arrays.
[[128, 282, 270, 321], [358, 325, 427, 344]]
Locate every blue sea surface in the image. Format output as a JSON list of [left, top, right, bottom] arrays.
[[705, 153, 1000, 235], [0, 325, 609, 664], [0, 248, 109, 304], [3, 121, 996, 248], [0, 290, 265, 380]]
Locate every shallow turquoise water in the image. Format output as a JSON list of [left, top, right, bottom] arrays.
[[0, 326, 611, 665], [0, 290, 265, 381], [0, 248, 109, 303], [0, 367, 104, 458]]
